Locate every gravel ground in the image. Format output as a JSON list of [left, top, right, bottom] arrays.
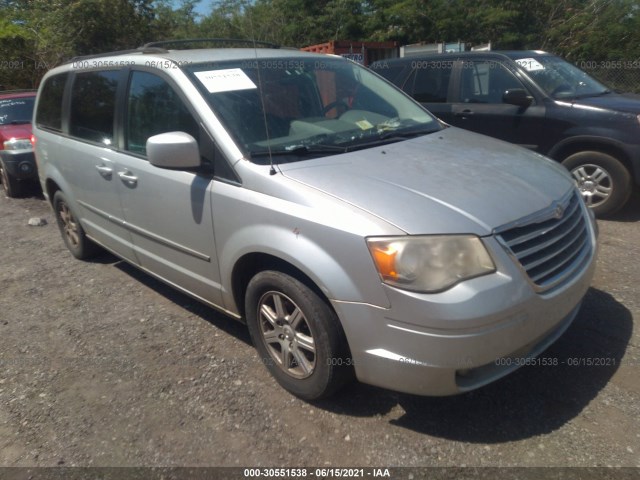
[[0, 184, 639, 477]]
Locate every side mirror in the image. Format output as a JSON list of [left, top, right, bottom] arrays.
[[147, 132, 201, 169], [503, 89, 533, 107]]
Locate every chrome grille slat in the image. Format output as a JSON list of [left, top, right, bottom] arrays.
[[529, 231, 587, 282], [499, 197, 580, 247], [512, 208, 584, 262], [496, 192, 593, 292]]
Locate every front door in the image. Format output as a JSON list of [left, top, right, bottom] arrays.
[[449, 59, 548, 151], [113, 69, 223, 306]]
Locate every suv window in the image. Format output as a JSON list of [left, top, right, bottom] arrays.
[[126, 71, 200, 156], [460, 60, 524, 103], [35, 74, 68, 131], [70, 70, 119, 145], [406, 62, 453, 103]]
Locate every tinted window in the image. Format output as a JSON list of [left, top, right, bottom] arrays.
[[126, 71, 199, 155], [70, 70, 119, 145], [408, 63, 453, 103], [370, 64, 408, 85], [460, 60, 524, 103], [36, 74, 67, 131]]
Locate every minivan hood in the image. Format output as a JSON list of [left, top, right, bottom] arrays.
[[278, 127, 574, 235], [572, 92, 640, 114]]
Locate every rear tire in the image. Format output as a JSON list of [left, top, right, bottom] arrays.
[[245, 270, 353, 400], [0, 161, 22, 198], [562, 151, 632, 217], [53, 191, 100, 260]]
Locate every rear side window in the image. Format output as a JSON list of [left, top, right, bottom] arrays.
[[126, 71, 199, 156], [36, 73, 68, 131], [70, 70, 119, 145], [406, 62, 453, 103]]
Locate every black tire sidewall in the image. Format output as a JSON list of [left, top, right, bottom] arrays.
[[1, 162, 20, 198], [245, 270, 350, 400], [562, 151, 632, 217]]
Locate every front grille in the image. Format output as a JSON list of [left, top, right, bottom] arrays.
[[496, 192, 593, 292]]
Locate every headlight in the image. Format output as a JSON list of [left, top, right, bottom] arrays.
[[366, 235, 496, 293], [3, 138, 33, 151]]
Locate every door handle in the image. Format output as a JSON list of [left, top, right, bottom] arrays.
[[454, 109, 475, 118], [118, 170, 138, 186], [95, 164, 113, 179]]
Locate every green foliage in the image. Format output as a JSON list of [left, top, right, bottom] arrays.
[[2, 0, 640, 90]]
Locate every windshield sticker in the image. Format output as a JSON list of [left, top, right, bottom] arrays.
[[355, 119, 374, 130], [194, 68, 257, 93], [0, 100, 27, 107], [516, 58, 545, 72]]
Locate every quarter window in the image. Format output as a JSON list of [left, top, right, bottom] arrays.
[[460, 61, 525, 103], [126, 71, 199, 156], [36, 73, 68, 131], [69, 71, 119, 145]]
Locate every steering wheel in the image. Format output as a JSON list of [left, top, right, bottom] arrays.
[[322, 100, 350, 116]]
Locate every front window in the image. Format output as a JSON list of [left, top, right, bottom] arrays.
[[515, 55, 609, 100], [185, 57, 440, 164], [126, 71, 200, 156], [0, 96, 35, 125], [460, 60, 525, 103]]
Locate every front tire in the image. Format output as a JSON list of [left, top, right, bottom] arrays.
[[245, 270, 353, 400], [53, 191, 100, 260], [562, 151, 632, 217], [0, 161, 22, 198]]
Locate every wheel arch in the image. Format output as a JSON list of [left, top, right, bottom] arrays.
[[548, 136, 634, 175], [231, 252, 333, 321], [44, 178, 62, 205]]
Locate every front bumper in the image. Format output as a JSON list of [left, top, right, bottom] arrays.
[[332, 234, 597, 396], [0, 149, 38, 180]]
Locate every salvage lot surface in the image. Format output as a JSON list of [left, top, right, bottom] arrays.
[[0, 187, 639, 469]]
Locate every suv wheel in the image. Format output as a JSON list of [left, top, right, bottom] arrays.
[[0, 161, 21, 198], [562, 151, 632, 217], [245, 270, 353, 400], [53, 191, 100, 260]]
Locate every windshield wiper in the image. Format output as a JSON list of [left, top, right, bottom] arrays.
[[571, 89, 612, 100], [378, 126, 440, 140], [7, 120, 31, 125], [250, 144, 347, 159]]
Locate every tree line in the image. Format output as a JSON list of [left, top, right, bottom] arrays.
[[1, 0, 640, 89]]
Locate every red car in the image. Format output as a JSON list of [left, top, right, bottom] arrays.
[[0, 90, 38, 197]]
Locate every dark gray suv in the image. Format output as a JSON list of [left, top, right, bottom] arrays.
[[371, 51, 640, 216]]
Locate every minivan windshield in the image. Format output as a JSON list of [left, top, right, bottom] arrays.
[[516, 55, 610, 100], [185, 57, 440, 163]]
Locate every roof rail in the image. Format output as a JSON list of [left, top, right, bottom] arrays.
[[64, 46, 168, 65], [142, 38, 280, 50]]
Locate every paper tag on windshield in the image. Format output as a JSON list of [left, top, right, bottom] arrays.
[[195, 69, 257, 93], [516, 58, 545, 72], [355, 119, 374, 130]]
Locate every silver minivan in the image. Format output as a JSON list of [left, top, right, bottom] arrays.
[[33, 41, 598, 400]]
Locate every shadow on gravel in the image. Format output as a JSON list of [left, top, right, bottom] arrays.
[[316, 288, 633, 442], [608, 188, 640, 222], [113, 260, 252, 345]]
